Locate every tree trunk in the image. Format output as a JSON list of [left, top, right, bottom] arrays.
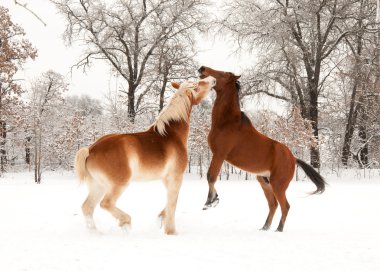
[[34, 132, 38, 183], [341, 83, 360, 166], [376, 0, 380, 94], [309, 85, 320, 168], [341, 6, 365, 167], [159, 73, 168, 112], [34, 127, 42, 184], [25, 136, 31, 165], [225, 163, 229, 180], [0, 120, 7, 173], [357, 87, 369, 168], [199, 154, 203, 178], [358, 124, 369, 168], [128, 85, 136, 124]]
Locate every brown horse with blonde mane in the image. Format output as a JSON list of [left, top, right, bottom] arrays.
[[74, 76, 216, 235], [199, 66, 326, 232]]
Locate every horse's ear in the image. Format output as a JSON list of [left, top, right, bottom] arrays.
[[171, 82, 180, 89]]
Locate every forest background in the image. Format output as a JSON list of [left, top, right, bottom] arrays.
[[1, 0, 379, 183]]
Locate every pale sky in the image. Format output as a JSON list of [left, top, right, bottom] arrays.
[[4, 0, 254, 100]]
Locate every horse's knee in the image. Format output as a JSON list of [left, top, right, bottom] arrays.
[[207, 172, 218, 185], [100, 198, 112, 210], [82, 202, 91, 215], [270, 200, 278, 210], [206, 172, 212, 182]]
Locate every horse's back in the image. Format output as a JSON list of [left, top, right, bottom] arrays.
[[86, 131, 187, 182]]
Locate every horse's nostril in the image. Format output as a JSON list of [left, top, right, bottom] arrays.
[[198, 66, 205, 74]]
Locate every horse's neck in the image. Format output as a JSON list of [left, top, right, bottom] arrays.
[[212, 86, 241, 125], [164, 119, 191, 144]]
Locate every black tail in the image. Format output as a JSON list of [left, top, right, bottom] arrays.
[[296, 159, 327, 194]]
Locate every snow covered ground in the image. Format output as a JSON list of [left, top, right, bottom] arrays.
[[1, 170, 379, 271]]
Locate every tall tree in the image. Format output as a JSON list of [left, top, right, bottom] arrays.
[[28, 71, 67, 183], [338, 0, 379, 167], [376, 0, 380, 90], [0, 5, 37, 174], [53, 0, 209, 123], [155, 40, 198, 112], [220, 0, 354, 168]]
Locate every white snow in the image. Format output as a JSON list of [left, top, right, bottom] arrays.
[[1, 170, 379, 271]]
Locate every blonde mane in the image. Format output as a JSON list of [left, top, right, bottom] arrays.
[[152, 82, 197, 136]]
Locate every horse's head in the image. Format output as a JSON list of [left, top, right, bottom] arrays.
[[171, 76, 216, 105], [198, 66, 240, 93]]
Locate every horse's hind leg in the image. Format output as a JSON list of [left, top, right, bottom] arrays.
[[160, 174, 183, 235], [100, 183, 131, 230], [257, 176, 278, 230], [270, 178, 291, 232], [82, 179, 105, 229]]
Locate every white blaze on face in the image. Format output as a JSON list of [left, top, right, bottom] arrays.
[[203, 76, 217, 88], [191, 76, 216, 104]]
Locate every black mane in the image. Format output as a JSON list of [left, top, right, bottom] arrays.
[[240, 111, 252, 125], [235, 80, 241, 92]]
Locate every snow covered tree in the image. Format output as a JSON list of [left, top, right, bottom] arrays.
[[155, 40, 199, 113], [252, 107, 317, 159], [219, 0, 356, 168], [55, 95, 104, 168], [337, 0, 379, 167], [53, 0, 210, 123], [0, 5, 37, 175], [188, 100, 212, 177], [28, 71, 67, 183]]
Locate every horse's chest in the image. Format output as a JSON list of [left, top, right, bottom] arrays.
[[208, 129, 230, 153]]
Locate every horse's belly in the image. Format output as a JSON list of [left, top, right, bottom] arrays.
[[129, 155, 176, 181], [226, 147, 272, 176], [227, 158, 271, 177]]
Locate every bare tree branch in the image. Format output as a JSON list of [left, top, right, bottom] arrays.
[[14, 0, 47, 26]]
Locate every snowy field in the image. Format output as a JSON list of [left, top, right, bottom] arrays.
[[1, 170, 380, 271]]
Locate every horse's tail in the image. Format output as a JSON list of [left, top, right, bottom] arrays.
[[75, 147, 90, 183], [296, 158, 327, 195]]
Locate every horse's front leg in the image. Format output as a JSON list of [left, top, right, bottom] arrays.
[[160, 174, 183, 235], [203, 155, 225, 210]]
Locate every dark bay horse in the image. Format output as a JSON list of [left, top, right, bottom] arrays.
[[199, 66, 326, 232], [75, 76, 216, 235]]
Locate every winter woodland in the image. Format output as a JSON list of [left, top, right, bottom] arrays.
[[1, 0, 380, 183]]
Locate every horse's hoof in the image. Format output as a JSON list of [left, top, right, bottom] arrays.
[[84, 216, 96, 230], [211, 197, 220, 207], [202, 197, 220, 210], [260, 226, 270, 231], [202, 204, 210, 210], [157, 216, 164, 229], [120, 223, 131, 234], [165, 228, 177, 235]]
